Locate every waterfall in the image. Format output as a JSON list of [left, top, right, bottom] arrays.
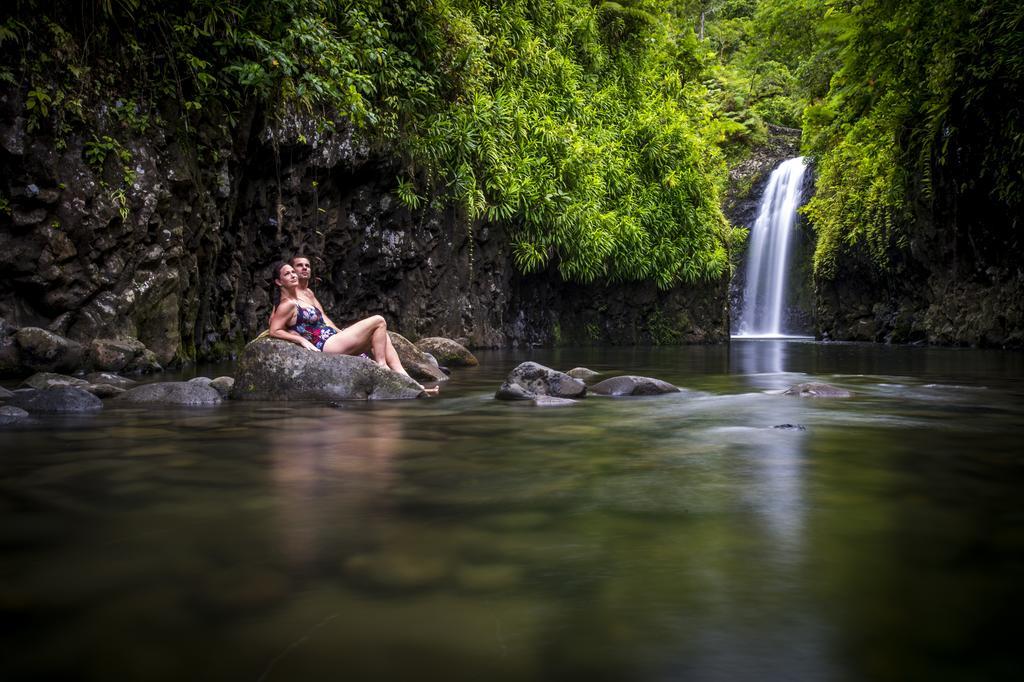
[[736, 157, 808, 337]]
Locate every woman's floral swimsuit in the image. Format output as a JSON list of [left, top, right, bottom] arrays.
[[290, 303, 338, 350]]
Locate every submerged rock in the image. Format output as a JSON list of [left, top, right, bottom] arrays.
[[231, 337, 424, 401], [772, 423, 807, 431], [533, 396, 579, 407], [589, 375, 680, 396], [389, 332, 448, 383], [115, 382, 223, 406], [495, 362, 586, 401], [415, 337, 479, 367], [782, 382, 853, 398], [8, 386, 103, 413], [0, 386, 14, 400], [566, 367, 601, 383]]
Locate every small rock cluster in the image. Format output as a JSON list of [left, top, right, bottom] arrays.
[[1, 317, 162, 378], [494, 362, 682, 406]]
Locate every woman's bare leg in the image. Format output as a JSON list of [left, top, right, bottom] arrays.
[[322, 315, 385, 356], [322, 316, 438, 394]]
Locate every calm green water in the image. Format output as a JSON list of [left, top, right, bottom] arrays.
[[2, 340, 1023, 681]]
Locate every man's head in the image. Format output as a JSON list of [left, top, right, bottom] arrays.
[[289, 255, 311, 284]]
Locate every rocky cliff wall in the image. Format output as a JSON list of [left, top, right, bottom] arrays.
[[0, 90, 727, 372]]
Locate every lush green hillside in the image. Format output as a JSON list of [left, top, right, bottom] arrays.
[[1, 0, 740, 288]]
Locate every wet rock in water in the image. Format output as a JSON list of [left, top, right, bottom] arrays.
[[389, 332, 448, 383], [231, 337, 424, 401], [86, 383, 126, 399], [114, 381, 222, 406], [13, 327, 84, 373], [209, 376, 234, 398], [566, 367, 601, 383], [8, 386, 103, 413], [415, 337, 479, 367], [86, 338, 163, 374], [0, 386, 14, 400], [85, 372, 137, 389], [589, 375, 680, 396], [494, 382, 535, 401], [782, 382, 853, 398], [21, 372, 89, 390], [533, 396, 579, 407], [772, 423, 807, 431], [495, 362, 586, 401], [0, 405, 31, 424], [188, 376, 213, 386]]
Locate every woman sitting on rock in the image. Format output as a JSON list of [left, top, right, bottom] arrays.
[[268, 261, 438, 394]]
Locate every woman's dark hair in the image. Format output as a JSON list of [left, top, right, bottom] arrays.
[[269, 260, 289, 310]]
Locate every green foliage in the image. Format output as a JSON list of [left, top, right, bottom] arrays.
[[803, 0, 1024, 278], [3, 0, 737, 288]]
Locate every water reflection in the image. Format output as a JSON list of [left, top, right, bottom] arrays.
[[3, 343, 1024, 680], [732, 338, 789, 387], [267, 407, 402, 570]]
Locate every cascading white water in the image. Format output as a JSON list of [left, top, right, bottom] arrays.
[[736, 157, 808, 337]]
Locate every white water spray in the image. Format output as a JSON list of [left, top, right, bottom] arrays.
[[736, 157, 808, 337]]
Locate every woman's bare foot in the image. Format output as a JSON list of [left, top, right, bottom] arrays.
[[403, 373, 440, 396]]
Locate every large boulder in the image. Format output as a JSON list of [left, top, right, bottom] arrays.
[[231, 337, 424, 401], [495, 362, 586, 401], [87, 337, 162, 373], [0, 318, 20, 377], [781, 382, 853, 398], [8, 386, 103, 413], [13, 327, 84, 373], [566, 367, 601, 383], [589, 375, 680, 396], [114, 382, 223, 406], [414, 337, 479, 367], [388, 332, 447, 383]]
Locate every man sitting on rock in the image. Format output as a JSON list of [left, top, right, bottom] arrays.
[[266, 258, 440, 395]]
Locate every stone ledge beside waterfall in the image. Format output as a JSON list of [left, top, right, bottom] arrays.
[[230, 337, 424, 401]]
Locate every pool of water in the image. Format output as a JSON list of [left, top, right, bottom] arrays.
[[2, 340, 1023, 680]]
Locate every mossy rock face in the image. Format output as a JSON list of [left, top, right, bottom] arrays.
[[13, 328, 83, 374], [415, 337, 479, 367], [231, 337, 424, 402]]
